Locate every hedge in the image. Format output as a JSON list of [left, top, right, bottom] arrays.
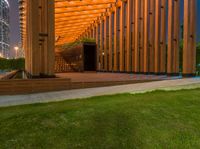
[[0, 58, 25, 71]]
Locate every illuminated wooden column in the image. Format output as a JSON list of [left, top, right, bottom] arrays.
[[100, 20, 104, 71], [126, 0, 132, 72], [86, 29, 89, 38], [160, 0, 167, 74], [26, 0, 40, 76], [131, 0, 135, 72], [89, 27, 92, 38], [154, 0, 160, 74], [114, 7, 119, 71], [119, 2, 125, 72], [167, 0, 180, 75], [139, 0, 144, 73], [104, 16, 108, 71], [96, 22, 100, 70], [92, 26, 95, 39], [108, 12, 113, 71], [183, 0, 197, 76], [39, 0, 55, 76], [143, 0, 149, 73], [149, 0, 155, 73], [134, 0, 140, 73]]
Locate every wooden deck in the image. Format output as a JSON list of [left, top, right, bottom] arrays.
[[0, 72, 172, 95]]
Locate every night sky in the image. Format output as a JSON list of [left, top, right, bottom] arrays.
[[8, 0, 200, 53]]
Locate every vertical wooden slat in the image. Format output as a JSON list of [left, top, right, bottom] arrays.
[[46, 0, 55, 76], [190, 0, 197, 74], [160, 0, 167, 74], [126, 0, 131, 72], [96, 23, 100, 70], [154, 0, 160, 73], [134, 0, 140, 73], [120, 2, 125, 72], [104, 16, 108, 71], [167, 0, 180, 75], [143, 0, 149, 73], [93, 26, 95, 39], [173, 0, 180, 73], [114, 7, 118, 71], [100, 20, 104, 71], [26, 0, 40, 76], [167, 0, 173, 74], [183, 0, 197, 76], [109, 13, 113, 71], [139, 0, 144, 73], [149, 0, 155, 73], [132, 0, 135, 72]]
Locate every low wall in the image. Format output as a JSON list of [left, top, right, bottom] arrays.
[[0, 78, 71, 95], [0, 78, 159, 95]]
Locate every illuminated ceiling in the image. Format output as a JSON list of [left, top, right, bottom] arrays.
[[55, 0, 117, 45]]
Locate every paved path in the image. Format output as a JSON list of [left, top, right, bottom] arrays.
[[0, 78, 200, 107]]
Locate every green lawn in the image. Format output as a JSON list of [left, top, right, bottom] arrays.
[[1, 89, 200, 149]]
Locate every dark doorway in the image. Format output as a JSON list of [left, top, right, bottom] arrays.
[[83, 43, 97, 71]]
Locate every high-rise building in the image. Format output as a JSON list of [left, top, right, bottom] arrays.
[[0, 0, 9, 58]]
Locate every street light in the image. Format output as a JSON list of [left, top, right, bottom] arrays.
[[14, 46, 19, 59]]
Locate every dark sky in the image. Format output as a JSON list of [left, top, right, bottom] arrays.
[[8, 0, 200, 51], [8, 0, 20, 49]]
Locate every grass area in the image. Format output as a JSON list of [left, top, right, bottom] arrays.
[[1, 89, 200, 149]]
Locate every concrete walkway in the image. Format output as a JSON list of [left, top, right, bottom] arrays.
[[0, 78, 200, 107]]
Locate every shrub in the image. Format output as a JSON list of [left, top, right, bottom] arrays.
[[0, 58, 25, 71]]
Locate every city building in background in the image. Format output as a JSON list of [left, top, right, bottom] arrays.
[[0, 0, 10, 58]]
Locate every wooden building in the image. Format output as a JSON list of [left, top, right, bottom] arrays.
[[19, 0, 197, 77]]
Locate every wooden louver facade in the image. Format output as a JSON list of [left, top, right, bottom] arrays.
[[19, 0, 197, 77]]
